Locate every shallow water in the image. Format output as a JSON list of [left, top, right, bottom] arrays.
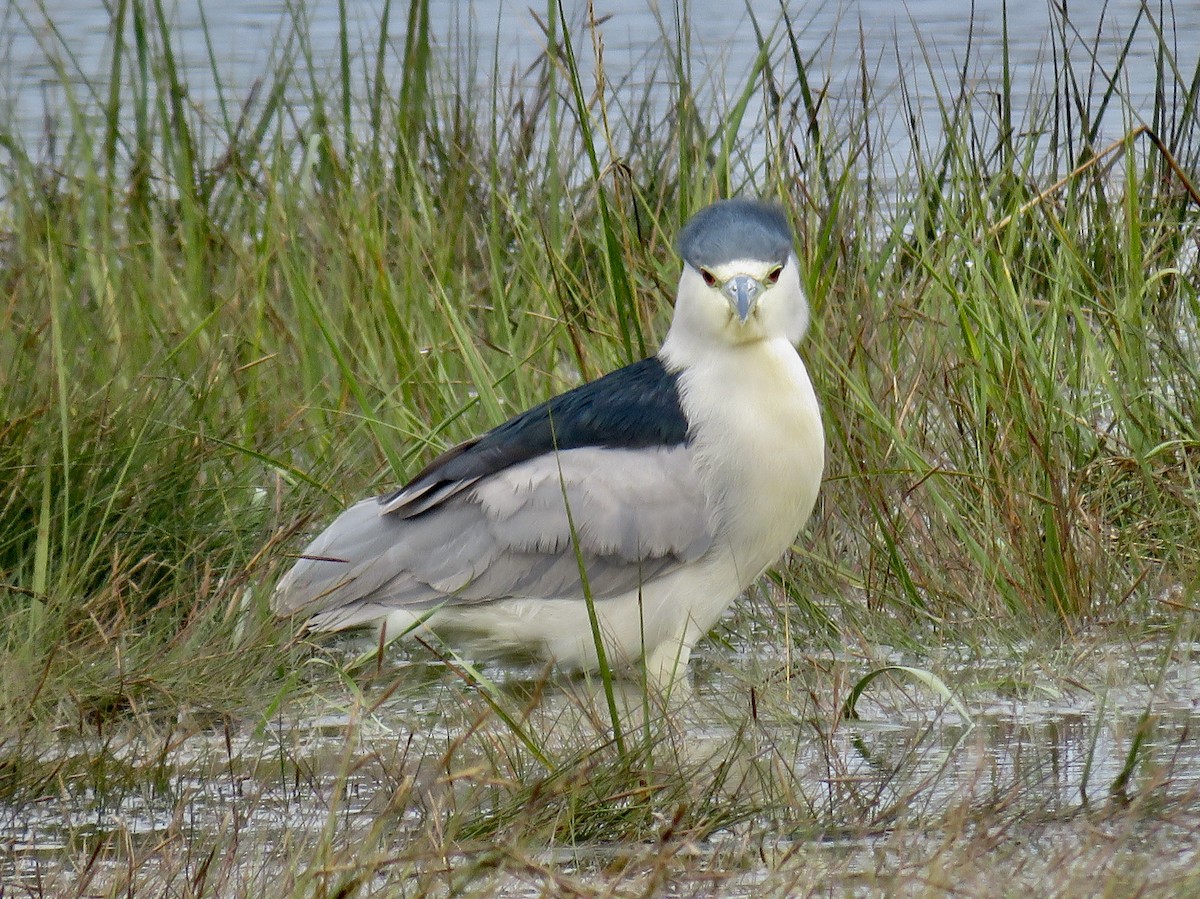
[[4, 638, 1198, 895], [5, 0, 1200, 177]]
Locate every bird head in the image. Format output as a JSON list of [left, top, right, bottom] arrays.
[[663, 199, 808, 356]]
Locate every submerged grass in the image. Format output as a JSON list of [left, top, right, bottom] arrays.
[[2, 0, 1199, 894]]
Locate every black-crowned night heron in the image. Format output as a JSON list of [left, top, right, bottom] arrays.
[[273, 198, 824, 683]]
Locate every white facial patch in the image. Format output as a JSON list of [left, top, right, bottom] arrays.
[[702, 258, 784, 285]]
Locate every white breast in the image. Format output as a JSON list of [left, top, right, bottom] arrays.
[[676, 336, 825, 588]]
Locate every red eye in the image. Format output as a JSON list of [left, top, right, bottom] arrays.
[[700, 268, 717, 287], [765, 265, 783, 285]]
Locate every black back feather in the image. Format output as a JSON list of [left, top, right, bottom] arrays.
[[381, 356, 687, 507]]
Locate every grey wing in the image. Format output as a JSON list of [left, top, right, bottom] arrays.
[[272, 445, 715, 629]]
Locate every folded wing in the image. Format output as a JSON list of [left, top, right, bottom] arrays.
[[272, 445, 715, 630]]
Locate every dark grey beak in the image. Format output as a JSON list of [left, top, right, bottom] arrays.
[[722, 275, 765, 322]]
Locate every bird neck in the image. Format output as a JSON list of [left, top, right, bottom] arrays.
[[665, 334, 824, 585]]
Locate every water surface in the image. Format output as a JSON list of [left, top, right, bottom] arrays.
[[4, 640, 1198, 894], [5, 0, 1197, 165]]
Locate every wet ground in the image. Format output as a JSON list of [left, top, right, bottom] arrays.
[[4, 635, 1199, 895]]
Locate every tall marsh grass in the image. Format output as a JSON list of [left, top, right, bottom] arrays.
[[1, 0, 1199, 894]]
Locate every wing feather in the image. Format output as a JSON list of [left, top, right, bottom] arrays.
[[273, 445, 714, 626]]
